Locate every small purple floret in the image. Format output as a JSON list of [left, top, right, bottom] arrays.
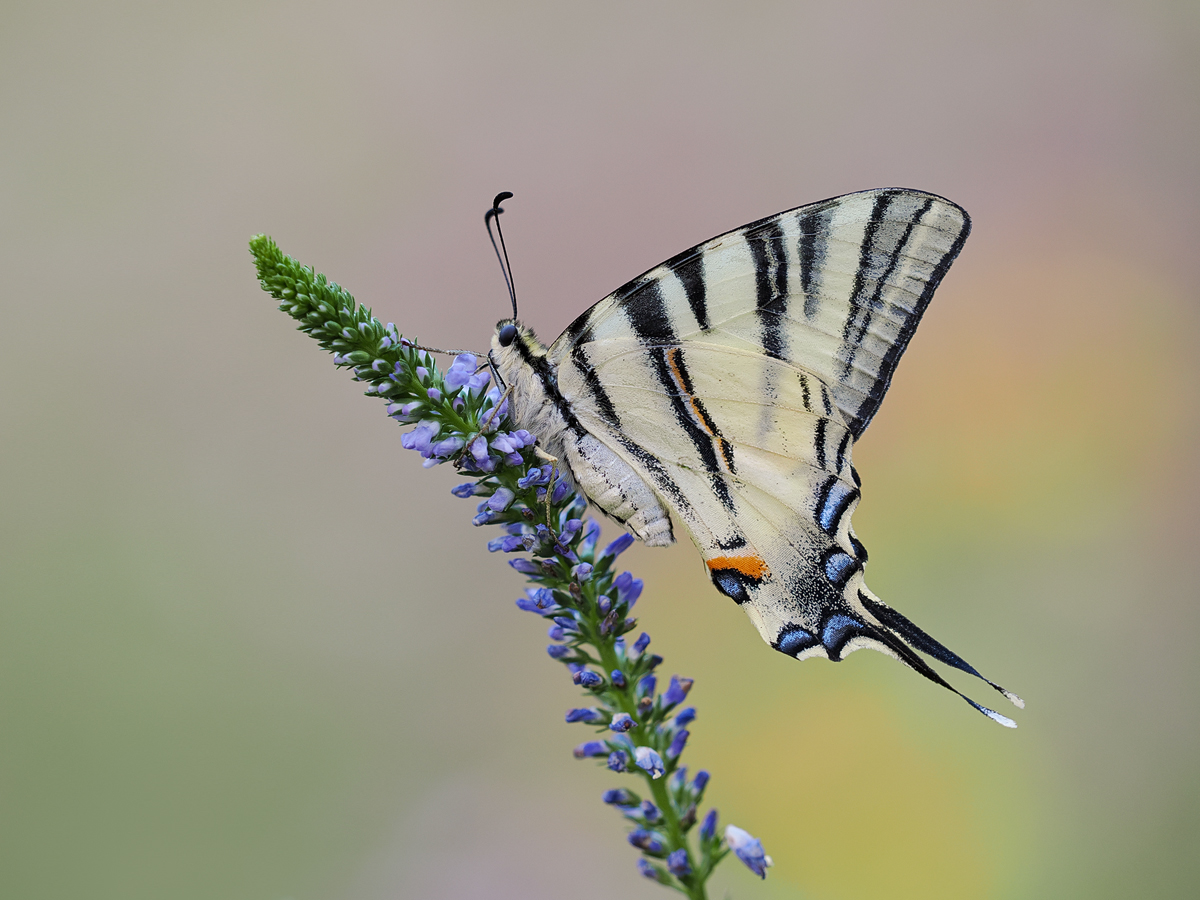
[[637, 674, 656, 699], [633, 632, 651, 654], [607, 750, 628, 772], [628, 829, 664, 854], [725, 824, 771, 878], [572, 740, 608, 759], [603, 787, 637, 806], [574, 670, 603, 688], [610, 669, 627, 689], [488, 487, 515, 512], [667, 848, 692, 877], [674, 707, 696, 727], [693, 770, 710, 794], [601, 532, 635, 559], [699, 808, 718, 841], [637, 859, 662, 881], [663, 676, 694, 707], [667, 729, 689, 758], [614, 571, 643, 608], [634, 746, 664, 779], [566, 707, 604, 724], [609, 712, 636, 732]]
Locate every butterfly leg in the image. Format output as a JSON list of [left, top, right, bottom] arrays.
[[531, 449, 560, 528]]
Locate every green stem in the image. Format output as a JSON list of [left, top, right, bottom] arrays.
[[595, 640, 705, 899]]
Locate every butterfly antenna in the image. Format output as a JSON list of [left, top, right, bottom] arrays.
[[485, 191, 519, 319]]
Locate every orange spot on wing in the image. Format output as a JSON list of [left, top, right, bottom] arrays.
[[706, 555, 770, 580]]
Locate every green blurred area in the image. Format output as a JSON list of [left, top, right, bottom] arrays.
[[2, 2, 1198, 898]]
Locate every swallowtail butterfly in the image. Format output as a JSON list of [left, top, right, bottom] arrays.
[[489, 188, 1023, 726]]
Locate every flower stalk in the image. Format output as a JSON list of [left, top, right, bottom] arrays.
[[249, 235, 772, 895]]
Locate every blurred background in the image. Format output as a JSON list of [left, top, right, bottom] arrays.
[[2, 2, 1198, 898]]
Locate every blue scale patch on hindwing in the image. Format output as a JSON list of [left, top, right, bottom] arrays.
[[822, 550, 860, 587], [821, 614, 865, 659], [711, 571, 751, 605], [817, 479, 859, 536], [774, 626, 818, 657]]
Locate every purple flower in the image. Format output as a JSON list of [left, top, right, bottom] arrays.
[[724, 825, 771, 878], [627, 829, 664, 854], [601, 532, 635, 560], [487, 487, 515, 512], [633, 632, 651, 655], [515, 588, 558, 614], [426, 387, 442, 402], [487, 535, 524, 552], [602, 787, 638, 806], [482, 386, 509, 427], [579, 519, 601, 556], [566, 708, 605, 724], [573, 670, 603, 688], [400, 420, 439, 454], [693, 770, 710, 794], [430, 435, 463, 458], [640, 800, 661, 824], [637, 859, 665, 882], [663, 676, 694, 707], [551, 479, 570, 503], [517, 466, 552, 489], [667, 849, 692, 877], [546, 644, 570, 659], [637, 674, 656, 699], [489, 432, 521, 455], [509, 558, 540, 575], [667, 729, 689, 758], [443, 353, 479, 390], [572, 741, 609, 759], [699, 809, 718, 841], [387, 400, 423, 422], [610, 669, 627, 689], [450, 482, 476, 498], [415, 365, 429, 381], [467, 435, 489, 464], [634, 746, 664, 779], [607, 750, 628, 772], [609, 712, 637, 732], [674, 707, 696, 727], [571, 563, 593, 582], [614, 571, 643, 608]]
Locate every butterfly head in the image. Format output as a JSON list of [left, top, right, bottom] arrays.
[[490, 318, 546, 360]]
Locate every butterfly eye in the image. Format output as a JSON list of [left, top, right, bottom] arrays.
[[498, 323, 518, 347]]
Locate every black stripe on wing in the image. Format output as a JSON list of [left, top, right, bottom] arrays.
[[841, 195, 970, 437], [797, 206, 831, 319], [746, 222, 789, 361], [615, 281, 739, 510]]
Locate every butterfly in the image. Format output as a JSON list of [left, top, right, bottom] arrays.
[[488, 188, 1023, 726]]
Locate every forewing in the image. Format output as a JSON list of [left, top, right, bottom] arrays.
[[547, 188, 970, 438]]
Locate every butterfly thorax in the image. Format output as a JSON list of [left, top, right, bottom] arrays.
[[490, 319, 675, 546]]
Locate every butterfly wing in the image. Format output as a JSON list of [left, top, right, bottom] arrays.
[[550, 187, 969, 438], [547, 188, 1022, 724]]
